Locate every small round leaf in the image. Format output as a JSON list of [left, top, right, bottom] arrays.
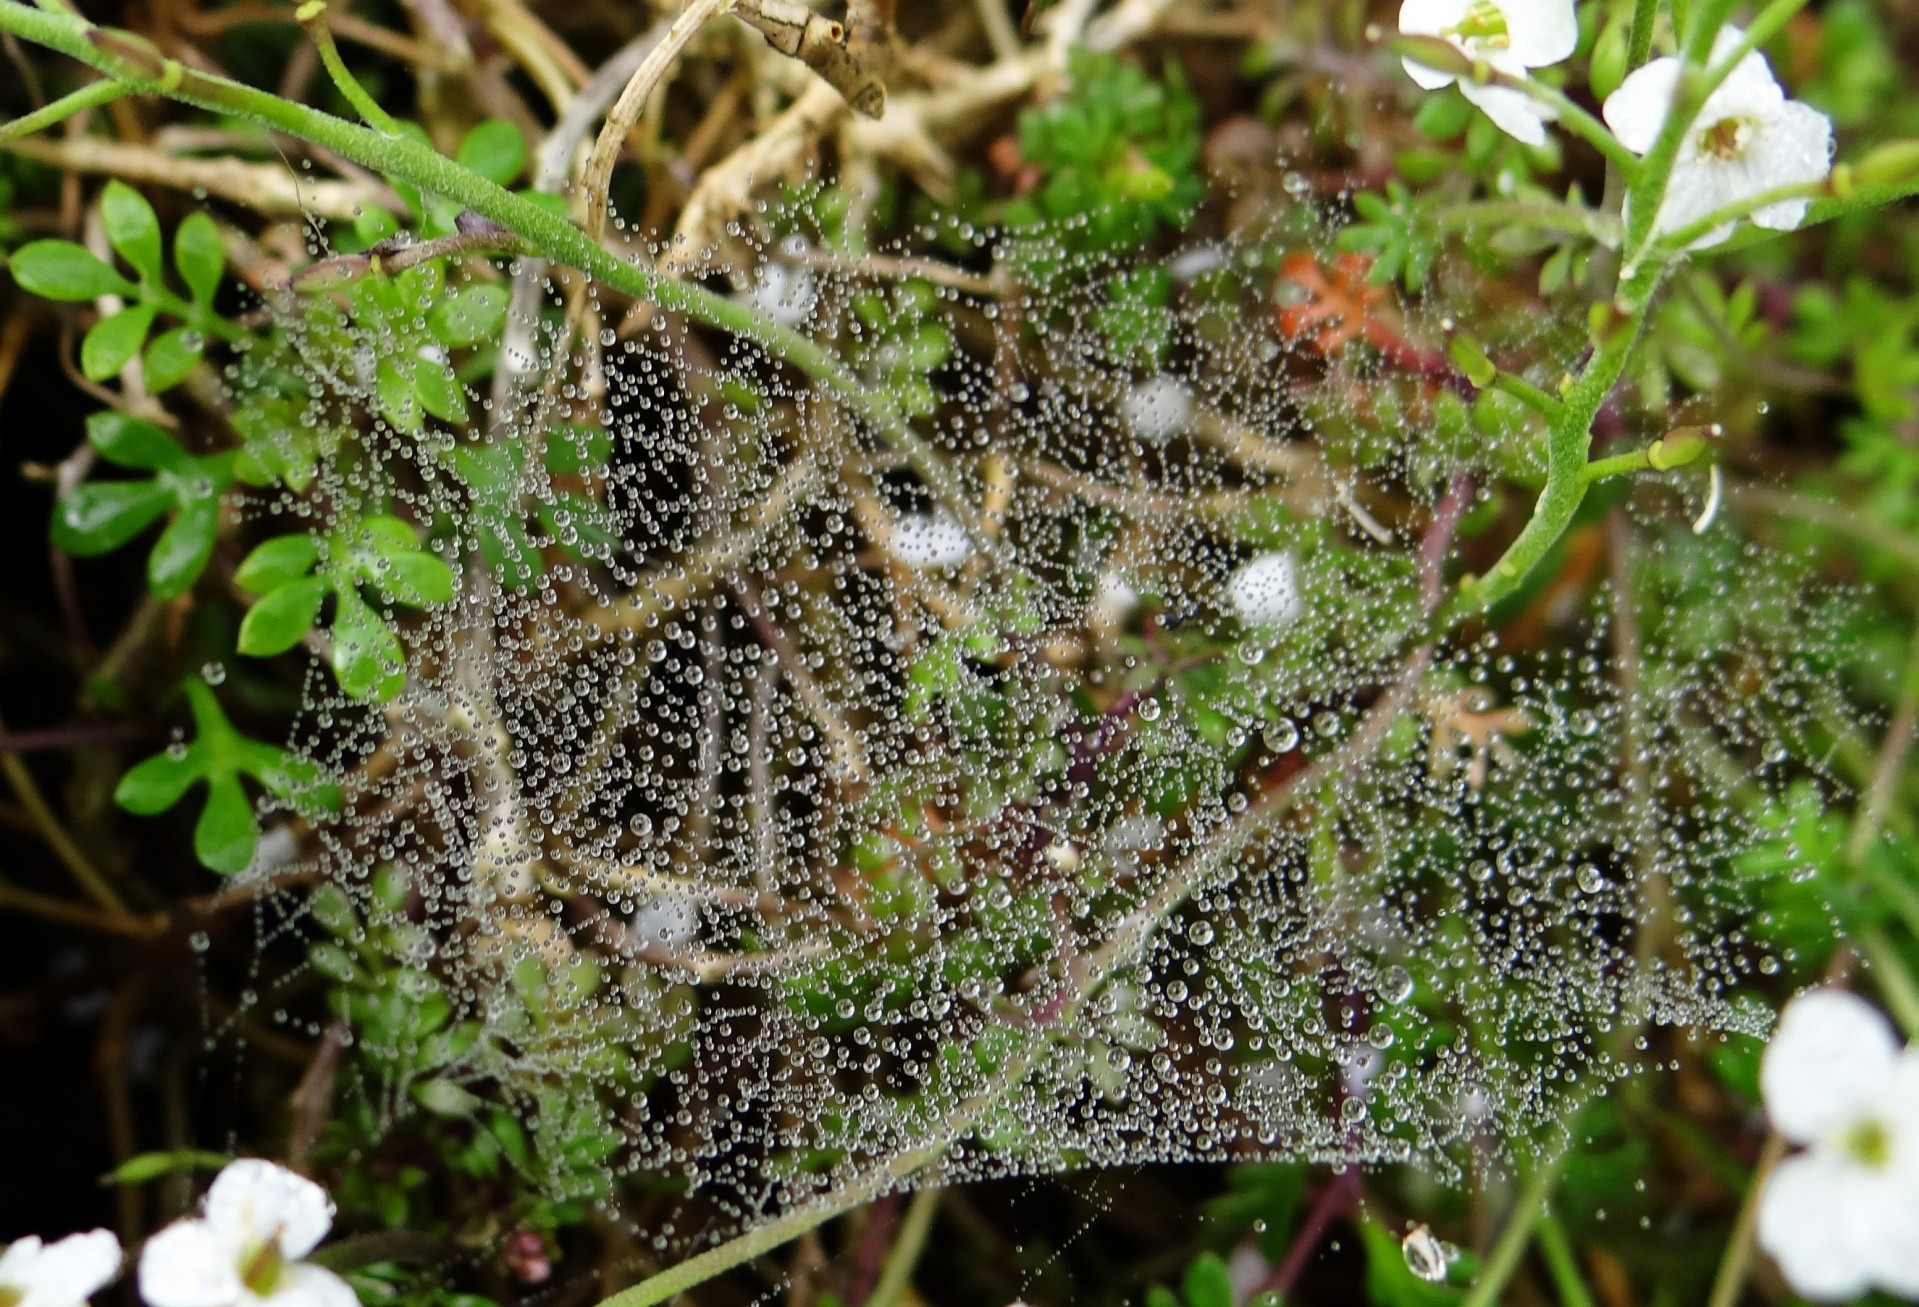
[[10, 240, 136, 301]]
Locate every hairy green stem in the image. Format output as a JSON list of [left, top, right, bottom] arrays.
[[1447, 307, 1647, 620], [1647, 179, 1829, 256], [1624, 0, 1658, 68], [0, 76, 124, 140], [297, 1, 403, 137], [1490, 369, 1564, 420], [1618, 0, 1741, 268], [0, 0, 976, 535]]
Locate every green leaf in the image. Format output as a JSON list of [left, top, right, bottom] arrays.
[[88, 412, 186, 470], [456, 119, 527, 186], [429, 284, 509, 348], [236, 533, 321, 592], [9, 239, 136, 301], [544, 425, 613, 475], [101, 181, 164, 284], [410, 355, 469, 424], [103, 1150, 232, 1185], [332, 587, 406, 700], [117, 680, 323, 875], [173, 212, 224, 305], [371, 549, 455, 606], [51, 480, 172, 555], [238, 577, 328, 656], [195, 773, 259, 875], [148, 492, 219, 598], [81, 303, 157, 381], [1181, 1253, 1234, 1307], [414, 1078, 484, 1117], [144, 327, 204, 392], [114, 749, 202, 814], [375, 357, 424, 434]]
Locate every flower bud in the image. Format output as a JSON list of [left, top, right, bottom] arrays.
[[1589, 20, 1629, 103], [1378, 31, 1479, 78], [1648, 424, 1716, 470], [1448, 335, 1499, 388], [1853, 140, 1919, 189]]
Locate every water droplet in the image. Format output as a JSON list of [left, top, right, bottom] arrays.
[[1380, 965, 1414, 1004], [1401, 1225, 1454, 1283]]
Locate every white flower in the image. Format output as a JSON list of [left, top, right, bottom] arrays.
[[0, 1231, 121, 1307], [1756, 988, 1919, 1302], [890, 509, 972, 568], [139, 1160, 357, 1307], [1119, 375, 1194, 443], [1397, 0, 1577, 145], [1602, 28, 1833, 248], [1225, 551, 1303, 629]]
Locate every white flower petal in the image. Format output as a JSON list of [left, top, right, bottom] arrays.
[[1398, 0, 1471, 40], [1603, 57, 1682, 154], [1401, 55, 1461, 91], [1226, 552, 1303, 629], [11, 1231, 120, 1307], [1398, 0, 1469, 87], [1761, 988, 1902, 1145], [0, 1239, 47, 1291], [1749, 101, 1833, 230], [1757, 1149, 1880, 1302], [1702, 30, 1785, 118], [1460, 79, 1554, 145], [260, 1264, 358, 1307], [1501, 0, 1577, 68], [138, 1222, 245, 1307], [205, 1161, 334, 1261]]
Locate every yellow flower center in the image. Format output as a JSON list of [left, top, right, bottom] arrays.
[[0, 1285, 23, 1307], [1697, 115, 1755, 160], [1447, 0, 1511, 49], [1842, 1117, 1893, 1169]]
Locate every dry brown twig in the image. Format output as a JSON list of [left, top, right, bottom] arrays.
[[1, 135, 399, 219]]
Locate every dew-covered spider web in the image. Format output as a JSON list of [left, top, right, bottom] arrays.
[[222, 195, 1855, 1255]]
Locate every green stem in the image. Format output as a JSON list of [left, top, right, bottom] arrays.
[[1624, 0, 1658, 68], [1619, 0, 1742, 268], [1858, 926, 1919, 1036], [1646, 179, 1830, 258], [0, 0, 977, 537], [1461, 1154, 1566, 1307], [1703, 1133, 1788, 1307], [1484, 70, 1642, 173], [1431, 199, 1616, 243], [865, 1188, 941, 1307], [1580, 448, 1654, 484], [1534, 1206, 1597, 1307], [1491, 370, 1564, 420], [1447, 307, 1647, 620], [297, 1, 403, 137], [0, 75, 125, 141]]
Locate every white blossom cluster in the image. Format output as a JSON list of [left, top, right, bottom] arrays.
[[4, 1162, 353, 1307], [1398, 0, 1833, 246]]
